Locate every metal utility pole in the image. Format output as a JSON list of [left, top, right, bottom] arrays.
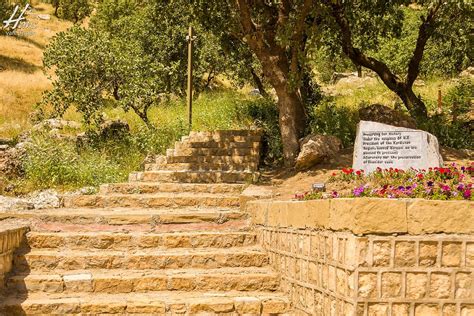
[[186, 26, 194, 131]]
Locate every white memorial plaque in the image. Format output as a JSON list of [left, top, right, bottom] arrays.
[[353, 121, 443, 173]]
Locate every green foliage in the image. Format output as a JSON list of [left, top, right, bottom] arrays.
[[0, 0, 11, 27], [42, 0, 250, 127], [421, 115, 473, 149], [418, 79, 473, 149], [370, 7, 471, 77], [444, 78, 473, 120], [308, 99, 359, 147], [23, 134, 132, 190], [56, 0, 91, 23], [239, 97, 283, 165]]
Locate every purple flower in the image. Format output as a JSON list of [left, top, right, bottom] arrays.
[[398, 185, 405, 191], [427, 181, 434, 187], [461, 166, 466, 172], [457, 183, 465, 191], [353, 186, 365, 197]]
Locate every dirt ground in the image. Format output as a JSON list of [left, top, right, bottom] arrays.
[[260, 147, 474, 200]]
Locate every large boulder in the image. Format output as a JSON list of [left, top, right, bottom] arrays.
[[359, 104, 417, 129], [99, 119, 130, 140], [295, 134, 342, 170], [353, 120, 443, 173]]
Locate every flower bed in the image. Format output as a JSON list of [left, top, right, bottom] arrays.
[[295, 163, 473, 201]]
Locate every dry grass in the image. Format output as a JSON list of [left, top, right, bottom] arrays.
[[0, 1, 71, 138], [330, 76, 458, 113]]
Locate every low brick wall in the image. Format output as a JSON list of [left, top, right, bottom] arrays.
[[0, 223, 28, 295], [247, 198, 474, 315]]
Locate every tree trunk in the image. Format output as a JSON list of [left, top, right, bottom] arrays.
[[356, 64, 362, 77], [275, 86, 306, 166], [396, 86, 428, 119], [250, 67, 268, 97]]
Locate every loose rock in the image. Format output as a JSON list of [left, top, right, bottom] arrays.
[[295, 134, 342, 170]]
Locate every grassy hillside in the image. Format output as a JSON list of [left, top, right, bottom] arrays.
[[0, 2, 72, 138]]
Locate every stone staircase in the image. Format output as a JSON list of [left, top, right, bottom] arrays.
[[0, 130, 292, 315]]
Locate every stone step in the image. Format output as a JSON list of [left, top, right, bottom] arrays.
[[129, 170, 257, 183], [144, 161, 258, 172], [62, 192, 240, 209], [174, 140, 260, 150], [8, 267, 279, 294], [165, 154, 258, 164], [189, 129, 262, 140], [0, 290, 290, 315], [26, 231, 256, 250], [0, 208, 247, 229], [13, 247, 269, 272], [99, 182, 245, 194], [170, 147, 260, 157]]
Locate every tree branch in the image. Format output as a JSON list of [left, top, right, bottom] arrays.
[[327, 0, 403, 92], [406, 0, 442, 86]]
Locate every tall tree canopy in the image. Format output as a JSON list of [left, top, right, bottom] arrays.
[[42, 0, 472, 166]]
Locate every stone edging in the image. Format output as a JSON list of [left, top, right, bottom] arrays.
[[0, 223, 29, 295], [246, 198, 473, 235]]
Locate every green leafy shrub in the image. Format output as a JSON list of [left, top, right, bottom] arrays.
[[419, 79, 473, 149], [308, 99, 359, 147], [239, 97, 282, 165], [444, 78, 473, 121]]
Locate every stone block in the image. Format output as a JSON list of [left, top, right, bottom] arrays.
[[373, 241, 391, 267], [394, 241, 416, 267], [234, 297, 261, 314], [267, 201, 288, 227], [415, 304, 440, 315], [246, 201, 269, 225], [406, 273, 428, 299], [330, 198, 407, 234], [467, 243, 474, 267], [358, 272, 377, 298], [430, 273, 452, 299], [391, 303, 409, 316], [381, 272, 402, 298], [442, 242, 462, 267], [443, 304, 457, 316], [407, 200, 474, 234], [286, 200, 330, 229], [261, 298, 288, 314], [419, 241, 438, 267], [461, 305, 474, 316], [367, 303, 389, 316], [455, 272, 472, 299]]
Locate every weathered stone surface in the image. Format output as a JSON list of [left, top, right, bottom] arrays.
[[330, 198, 407, 234], [381, 272, 402, 298], [430, 273, 451, 298], [358, 273, 377, 298], [353, 120, 443, 173], [406, 273, 427, 299], [295, 134, 342, 170], [407, 200, 474, 234]]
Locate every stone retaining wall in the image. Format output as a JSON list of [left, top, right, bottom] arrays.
[[247, 198, 474, 315], [0, 223, 28, 295]]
